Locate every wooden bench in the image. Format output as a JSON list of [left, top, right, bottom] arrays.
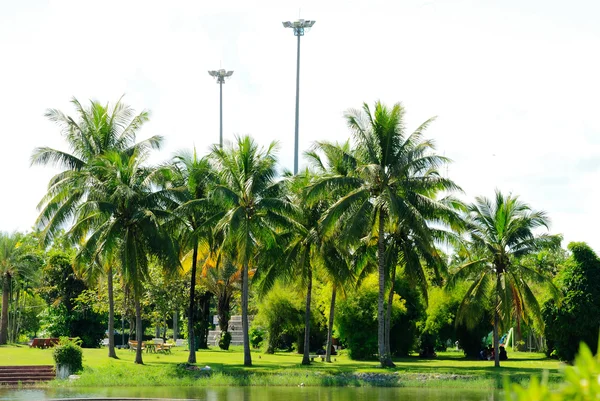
[[29, 338, 60, 349], [29, 338, 44, 348], [128, 340, 145, 352], [308, 354, 325, 362], [156, 343, 172, 354]]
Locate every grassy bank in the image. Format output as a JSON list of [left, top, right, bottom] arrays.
[[0, 345, 561, 389]]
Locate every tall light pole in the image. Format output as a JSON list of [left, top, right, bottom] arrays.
[[208, 69, 234, 148], [283, 19, 315, 174]]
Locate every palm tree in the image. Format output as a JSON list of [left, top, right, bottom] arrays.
[[32, 97, 160, 359], [166, 149, 220, 363], [447, 190, 559, 367], [261, 171, 326, 365], [309, 101, 459, 367], [0, 233, 41, 345], [305, 141, 357, 363], [211, 136, 290, 366], [70, 150, 179, 364], [200, 253, 242, 349]]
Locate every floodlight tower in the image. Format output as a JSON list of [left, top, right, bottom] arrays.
[[282, 19, 315, 174], [208, 69, 234, 148]]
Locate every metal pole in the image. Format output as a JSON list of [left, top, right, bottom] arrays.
[[219, 80, 223, 149], [294, 33, 301, 175]]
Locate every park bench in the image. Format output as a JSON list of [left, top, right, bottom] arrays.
[[29, 338, 60, 349], [128, 340, 145, 352], [308, 354, 325, 362], [156, 343, 172, 354]]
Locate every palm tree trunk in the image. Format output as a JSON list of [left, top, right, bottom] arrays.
[[134, 297, 143, 364], [242, 261, 252, 366], [217, 294, 231, 332], [385, 266, 396, 358], [107, 266, 117, 358], [325, 284, 337, 363], [173, 310, 178, 341], [0, 273, 10, 345], [302, 264, 313, 365], [377, 212, 394, 367], [188, 242, 198, 363], [494, 274, 500, 368]]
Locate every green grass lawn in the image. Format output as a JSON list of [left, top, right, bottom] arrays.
[[0, 344, 562, 389]]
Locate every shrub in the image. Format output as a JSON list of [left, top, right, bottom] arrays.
[[52, 337, 83, 374], [249, 327, 265, 349], [335, 274, 420, 360], [252, 284, 304, 354], [506, 339, 600, 400], [543, 242, 600, 361], [455, 313, 491, 359], [219, 331, 232, 350]]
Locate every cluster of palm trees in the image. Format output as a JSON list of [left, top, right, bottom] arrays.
[[25, 96, 557, 368]]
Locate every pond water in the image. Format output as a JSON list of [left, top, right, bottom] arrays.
[[0, 386, 501, 401]]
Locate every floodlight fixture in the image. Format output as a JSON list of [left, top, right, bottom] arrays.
[[208, 69, 234, 84], [282, 19, 316, 36], [208, 68, 234, 148], [282, 19, 316, 174]]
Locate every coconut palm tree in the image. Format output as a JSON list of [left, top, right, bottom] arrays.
[[211, 136, 291, 366], [166, 149, 221, 363], [305, 141, 357, 362], [200, 253, 242, 349], [447, 190, 559, 367], [260, 171, 327, 365], [308, 101, 459, 367], [32, 97, 160, 359], [0, 232, 41, 345], [70, 150, 179, 364]]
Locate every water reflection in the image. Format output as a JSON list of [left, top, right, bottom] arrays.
[[0, 386, 500, 401]]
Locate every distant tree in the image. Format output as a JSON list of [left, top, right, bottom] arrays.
[[0, 232, 42, 344], [310, 101, 459, 367], [71, 150, 178, 363], [543, 242, 600, 361], [448, 191, 559, 367], [211, 136, 290, 366], [32, 97, 160, 358], [166, 149, 219, 362], [305, 141, 357, 363]]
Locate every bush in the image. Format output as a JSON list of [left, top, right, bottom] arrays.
[[219, 331, 232, 350], [506, 339, 600, 400], [543, 242, 600, 361], [455, 314, 491, 359], [419, 286, 462, 354], [336, 274, 420, 360], [249, 327, 265, 349], [390, 277, 425, 356], [252, 285, 304, 354], [52, 337, 83, 374]]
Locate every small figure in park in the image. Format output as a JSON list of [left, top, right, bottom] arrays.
[[487, 344, 495, 361], [499, 346, 508, 361]]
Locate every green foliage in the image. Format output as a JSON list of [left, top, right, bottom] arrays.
[[419, 286, 461, 352], [506, 340, 600, 400], [543, 242, 600, 361], [249, 326, 265, 349], [390, 275, 426, 356], [455, 313, 492, 358], [253, 285, 304, 354], [335, 274, 413, 360], [219, 331, 232, 350], [39, 304, 70, 337], [53, 336, 84, 373], [38, 251, 85, 313]]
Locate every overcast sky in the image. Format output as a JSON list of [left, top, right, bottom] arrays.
[[1, 0, 599, 251]]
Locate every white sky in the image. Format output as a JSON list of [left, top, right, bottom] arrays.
[[1, 0, 599, 251]]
